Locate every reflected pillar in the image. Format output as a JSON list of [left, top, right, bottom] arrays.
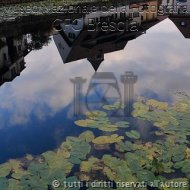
[[70, 77, 86, 116], [121, 71, 138, 116]]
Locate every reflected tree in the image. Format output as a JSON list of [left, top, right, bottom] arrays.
[[28, 32, 51, 51]]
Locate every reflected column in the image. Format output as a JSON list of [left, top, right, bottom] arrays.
[[121, 71, 138, 116], [70, 77, 86, 116]]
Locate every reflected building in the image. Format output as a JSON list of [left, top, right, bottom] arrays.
[[70, 71, 138, 117], [169, 15, 190, 38], [0, 35, 29, 86], [53, 0, 165, 71], [86, 72, 122, 115], [168, 0, 190, 38]]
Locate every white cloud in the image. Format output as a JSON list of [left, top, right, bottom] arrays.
[[0, 18, 190, 128]]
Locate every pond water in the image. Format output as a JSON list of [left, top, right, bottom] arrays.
[[0, 0, 190, 189]]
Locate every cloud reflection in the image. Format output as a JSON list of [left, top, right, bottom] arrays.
[[0, 19, 190, 128]]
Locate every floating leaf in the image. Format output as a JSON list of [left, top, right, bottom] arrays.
[[42, 151, 73, 174], [75, 114, 118, 132], [0, 177, 8, 190], [92, 134, 124, 145], [146, 99, 168, 110], [162, 162, 174, 173], [115, 121, 130, 128], [185, 148, 190, 159], [132, 102, 149, 118], [126, 130, 140, 139], [173, 160, 187, 169], [80, 157, 102, 173], [181, 161, 190, 174], [79, 131, 95, 142], [99, 124, 118, 132], [74, 119, 95, 127], [0, 159, 26, 179], [25, 154, 34, 161], [79, 173, 91, 181], [137, 170, 156, 185], [69, 156, 82, 164], [102, 155, 137, 182], [68, 140, 91, 164], [8, 179, 20, 190], [115, 141, 134, 152]]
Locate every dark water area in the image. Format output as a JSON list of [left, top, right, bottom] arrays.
[[0, 0, 190, 189]]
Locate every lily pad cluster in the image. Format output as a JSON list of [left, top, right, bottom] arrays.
[[132, 98, 190, 144], [133, 101, 178, 129], [0, 152, 73, 190], [60, 135, 91, 164], [75, 110, 129, 132], [0, 131, 93, 189], [1, 97, 190, 189]]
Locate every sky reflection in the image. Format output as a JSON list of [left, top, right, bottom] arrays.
[[0, 18, 190, 128], [0, 18, 190, 163]]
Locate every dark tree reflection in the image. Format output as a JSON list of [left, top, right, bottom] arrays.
[[29, 32, 52, 50]]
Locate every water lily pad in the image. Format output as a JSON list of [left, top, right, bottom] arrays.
[[162, 162, 174, 173], [99, 124, 119, 132], [132, 102, 149, 118], [67, 140, 91, 164], [115, 121, 130, 128], [115, 141, 134, 152], [74, 119, 95, 127], [57, 148, 70, 159], [79, 131, 95, 142], [0, 177, 8, 190], [137, 170, 156, 184], [69, 156, 82, 164], [92, 134, 124, 145], [75, 115, 118, 132], [25, 154, 34, 161], [79, 173, 91, 181], [181, 161, 190, 174], [80, 157, 102, 173], [102, 155, 136, 182], [42, 151, 73, 174], [146, 99, 168, 110], [173, 160, 187, 169], [126, 130, 140, 139], [60, 136, 91, 165], [185, 148, 190, 159], [8, 179, 20, 190], [0, 159, 26, 179]]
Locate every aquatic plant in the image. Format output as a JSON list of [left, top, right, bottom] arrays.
[[75, 110, 129, 132], [125, 130, 140, 139], [1, 97, 190, 189], [92, 134, 124, 145]]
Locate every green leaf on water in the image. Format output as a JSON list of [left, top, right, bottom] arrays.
[[126, 130, 140, 139], [115, 121, 130, 128], [92, 134, 124, 145], [0, 177, 8, 190], [79, 131, 95, 142]]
